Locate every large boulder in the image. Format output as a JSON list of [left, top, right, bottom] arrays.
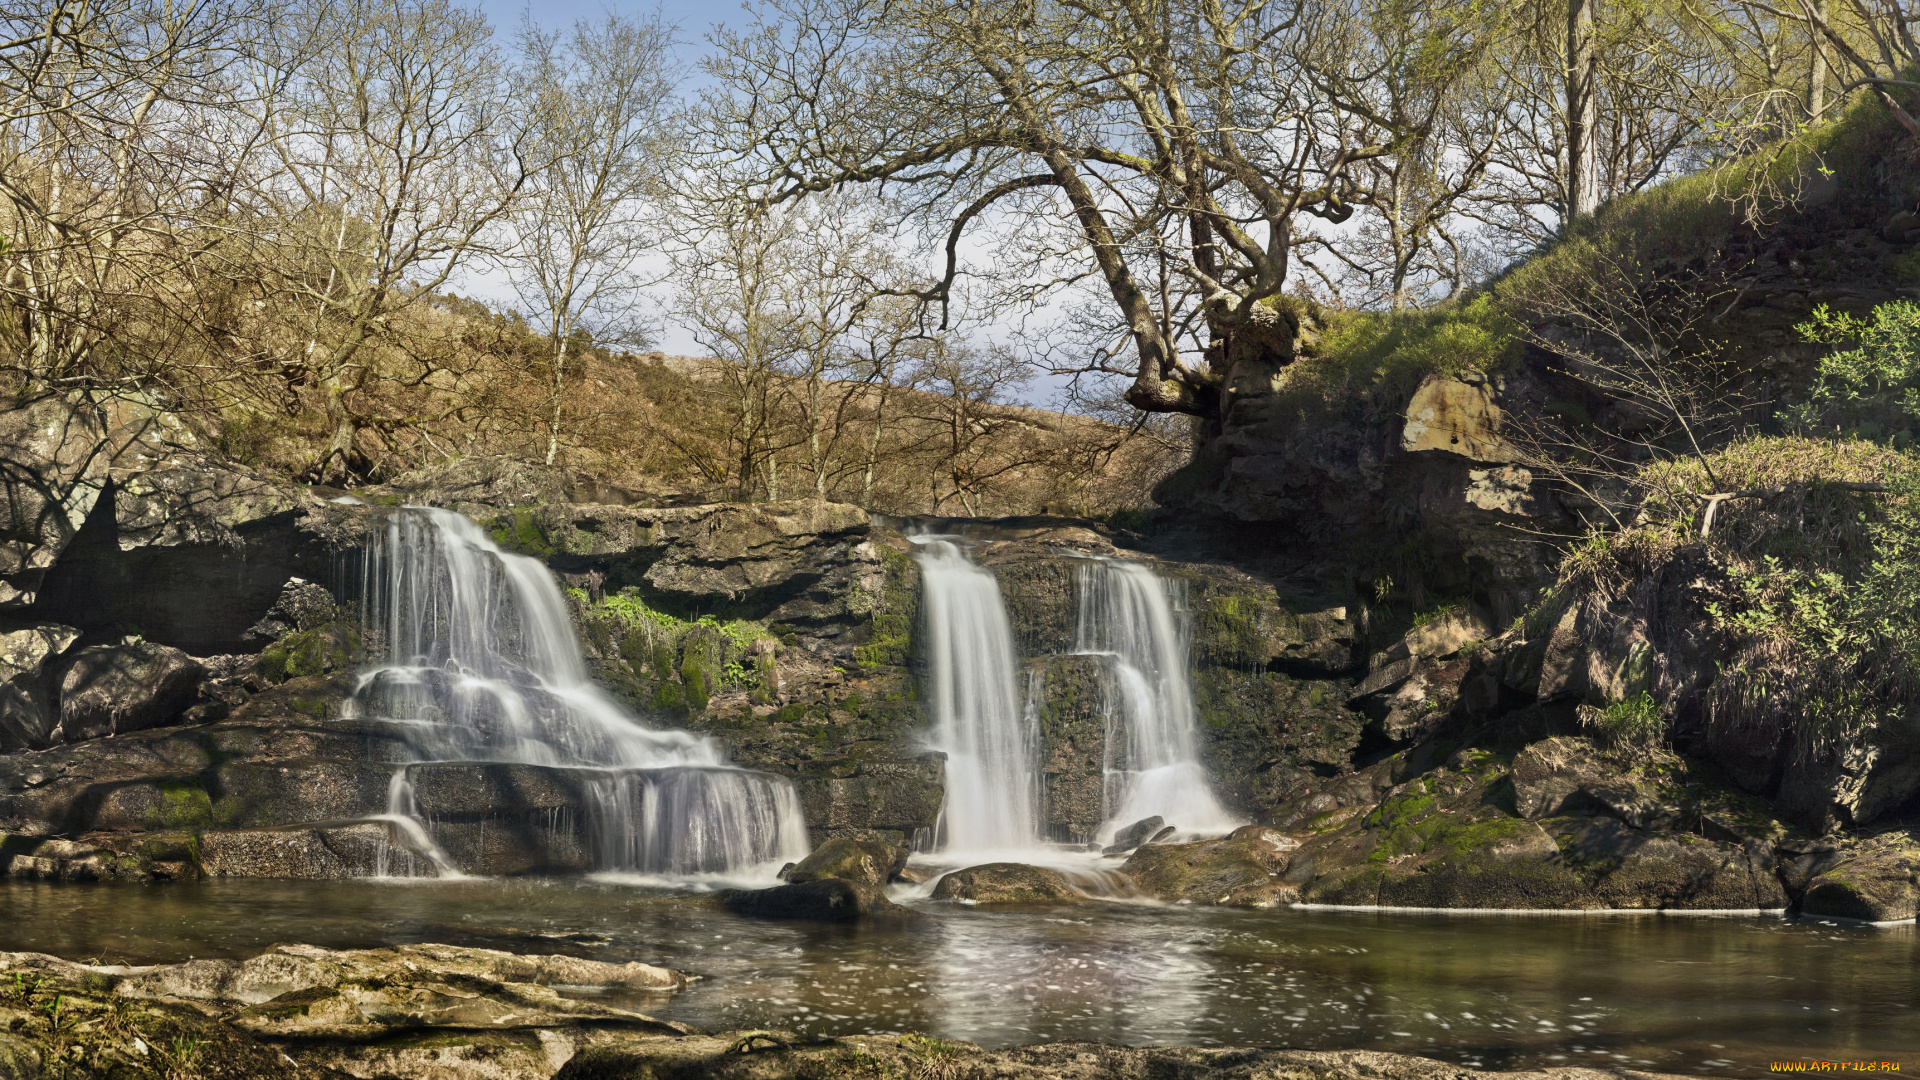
[[1119, 831, 1298, 908], [930, 862, 1084, 904], [782, 834, 908, 888], [1800, 830, 1920, 922], [51, 637, 204, 744], [0, 622, 78, 750], [718, 878, 907, 921], [1547, 816, 1788, 911]]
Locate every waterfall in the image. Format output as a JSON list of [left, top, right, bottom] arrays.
[[1075, 558, 1242, 842], [349, 507, 810, 878], [913, 538, 1042, 854]]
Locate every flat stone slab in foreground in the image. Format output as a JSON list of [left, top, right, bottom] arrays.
[[0, 943, 1711, 1080]]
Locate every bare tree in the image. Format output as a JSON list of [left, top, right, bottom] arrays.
[[243, 0, 520, 481], [508, 10, 677, 467], [699, 0, 1500, 426], [1503, 242, 1757, 530], [0, 0, 252, 395]]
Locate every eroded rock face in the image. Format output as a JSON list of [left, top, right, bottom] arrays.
[[930, 862, 1084, 904], [0, 942, 691, 1080]]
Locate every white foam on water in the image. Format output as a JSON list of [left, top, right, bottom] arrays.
[[350, 507, 810, 882], [911, 536, 1043, 859], [1074, 558, 1243, 844]]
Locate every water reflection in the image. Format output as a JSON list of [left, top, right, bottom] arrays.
[[0, 878, 1911, 1078]]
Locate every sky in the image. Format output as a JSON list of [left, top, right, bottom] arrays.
[[461, 0, 1088, 409]]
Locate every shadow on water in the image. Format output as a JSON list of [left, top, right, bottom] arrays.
[[1, 877, 1914, 1077]]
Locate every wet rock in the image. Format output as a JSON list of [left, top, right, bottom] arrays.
[[1103, 815, 1166, 855], [0, 622, 78, 750], [0, 941, 693, 1080], [719, 878, 907, 921], [930, 862, 1085, 904], [51, 637, 204, 744], [783, 834, 909, 888], [1801, 830, 1920, 922], [1119, 834, 1296, 908]]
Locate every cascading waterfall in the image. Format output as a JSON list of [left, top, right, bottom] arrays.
[[913, 538, 1042, 854], [347, 507, 810, 878], [1075, 558, 1242, 843]]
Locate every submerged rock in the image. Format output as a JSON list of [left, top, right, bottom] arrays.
[[1119, 834, 1297, 908], [719, 878, 908, 921], [782, 834, 909, 888], [930, 862, 1084, 904], [558, 1034, 1714, 1080]]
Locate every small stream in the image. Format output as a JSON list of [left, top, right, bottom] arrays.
[[4, 878, 1913, 1077]]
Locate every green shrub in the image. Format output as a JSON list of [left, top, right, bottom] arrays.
[[1585, 693, 1667, 750], [1789, 301, 1920, 446]]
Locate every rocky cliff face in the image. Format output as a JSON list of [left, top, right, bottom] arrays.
[[0, 393, 1912, 921]]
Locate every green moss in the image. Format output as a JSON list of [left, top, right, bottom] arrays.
[[854, 547, 918, 669], [257, 622, 362, 684], [489, 507, 554, 557], [679, 653, 711, 711], [148, 783, 214, 829]]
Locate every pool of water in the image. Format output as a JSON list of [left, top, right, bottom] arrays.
[[2, 878, 1913, 1077]]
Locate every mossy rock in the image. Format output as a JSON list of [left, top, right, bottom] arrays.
[[257, 622, 363, 684]]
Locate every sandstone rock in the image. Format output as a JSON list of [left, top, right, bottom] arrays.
[[1103, 815, 1165, 855], [52, 637, 204, 744], [719, 878, 908, 921], [1401, 375, 1515, 461], [0, 623, 78, 750], [782, 834, 908, 888], [1801, 830, 1920, 922], [1119, 836, 1296, 908], [930, 862, 1085, 904]]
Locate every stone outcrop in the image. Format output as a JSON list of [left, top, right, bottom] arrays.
[[51, 638, 204, 744], [1273, 740, 1809, 912], [0, 943, 691, 1080], [1798, 829, 1920, 922]]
